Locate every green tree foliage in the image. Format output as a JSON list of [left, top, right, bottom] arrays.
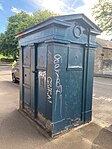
[[0, 10, 57, 59], [33, 10, 58, 23], [0, 33, 7, 54], [92, 0, 112, 34]]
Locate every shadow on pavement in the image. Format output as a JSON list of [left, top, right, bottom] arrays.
[[7, 110, 48, 140], [0, 80, 19, 88], [105, 124, 112, 132], [91, 127, 112, 149], [79, 122, 112, 149], [0, 109, 49, 148]]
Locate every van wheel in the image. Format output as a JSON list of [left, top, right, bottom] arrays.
[[12, 74, 17, 83]]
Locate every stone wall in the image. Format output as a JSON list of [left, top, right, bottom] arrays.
[[94, 48, 112, 76]]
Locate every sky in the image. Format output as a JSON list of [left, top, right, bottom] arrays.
[[0, 0, 111, 40]]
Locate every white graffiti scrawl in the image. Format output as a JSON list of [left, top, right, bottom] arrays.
[[47, 77, 52, 103], [54, 54, 62, 116]]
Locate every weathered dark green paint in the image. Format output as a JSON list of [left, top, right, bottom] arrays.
[[17, 14, 101, 137]]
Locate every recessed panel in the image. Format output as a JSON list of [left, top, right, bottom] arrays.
[[24, 68, 31, 86], [24, 47, 31, 66], [38, 71, 46, 116], [38, 45, 46, 69], [68, 46, 83, 69], [24, 87, 31, 106]]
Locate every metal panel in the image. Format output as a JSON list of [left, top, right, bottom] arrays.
[[36, 44, 47, 118], [24, 68, 31, 85], [31, 45, 36, 115], [68, 46, 83, 69], [65, 45, 83, 122], [24, 87, 31, 106], [19, 46, 24, 109], [38, 71, 46, 116], [84, 48, 95, 122], [52, 44, 67, 123], [23, 46, 32, 111], [51, 44, 84, 134], [46, 46, 53, 120], [37, 45, 47, 69], [24, 47, 31, 66], [65, 71, 83, 120]]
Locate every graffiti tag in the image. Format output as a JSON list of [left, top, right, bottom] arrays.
[[47, 77, 52, 103], [54, 54, 62, 116]]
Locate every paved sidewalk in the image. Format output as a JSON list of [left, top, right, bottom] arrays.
[[0, 62, 11, 66], [0, 66, 112, 149]]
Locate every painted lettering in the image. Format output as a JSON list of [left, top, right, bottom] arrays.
[[54, 54, 62, 116], [47, 77, 52, 103]]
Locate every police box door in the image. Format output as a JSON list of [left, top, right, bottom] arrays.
[[36, 44, 47, 118], [65, 44, 84, 124], [22, 46, 32, 111]]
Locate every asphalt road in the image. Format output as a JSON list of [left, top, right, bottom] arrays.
[[0, 65, 112, 149], [93, 77, 112, 98], [93, 77, 112, 130]]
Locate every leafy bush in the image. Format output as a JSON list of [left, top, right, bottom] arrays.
[[0, 58, 14, 62]]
